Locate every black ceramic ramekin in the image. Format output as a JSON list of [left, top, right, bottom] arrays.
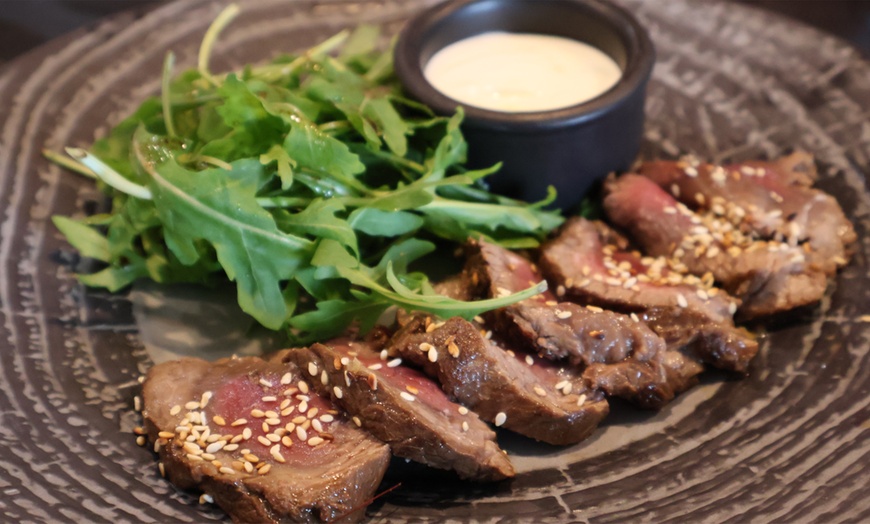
[[394, 0, 655, 210]]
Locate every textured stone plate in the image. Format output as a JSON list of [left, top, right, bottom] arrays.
[[1, 0, 868, 522]]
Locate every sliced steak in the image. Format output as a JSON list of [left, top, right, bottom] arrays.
[[279, 338, 515, 482], [637, 152, 855, 274], [389, 315, 609, 445], [464, 239, 695, 408], [539, 217, 757, 372], [604, 173, 828, 319], [141, 356, 391, 524]]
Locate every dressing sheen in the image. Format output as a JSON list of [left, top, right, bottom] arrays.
[[424, 32, 622, 113]]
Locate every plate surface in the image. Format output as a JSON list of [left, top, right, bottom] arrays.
[[1, 0, 868, 522]]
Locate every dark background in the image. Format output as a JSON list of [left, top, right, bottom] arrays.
[[1, 0, 870, 66]]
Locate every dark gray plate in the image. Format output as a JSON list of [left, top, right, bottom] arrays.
[[1, 0, 868, 522]]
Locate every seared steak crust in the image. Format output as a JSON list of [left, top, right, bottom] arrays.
[[464, 239, 695, 408], [604, 174, 829, 319], [539, 218, 757, 372], [637, 152, 855, 273], [141, 356, 391, 524], [280, 340, 515, 482], [389, 315, 609, 445]]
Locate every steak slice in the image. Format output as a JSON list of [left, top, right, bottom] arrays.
[[464, 239, 695, 408], [604, 174, 829, 319], [637, 152, 856, 273], [141, 356, 391, 524], [279, 338, 515, 482], [539, 217, 757, 372], [389, 315, 609, 446]]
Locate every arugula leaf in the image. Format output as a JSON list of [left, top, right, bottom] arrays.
[[49, 9, 566, 343]]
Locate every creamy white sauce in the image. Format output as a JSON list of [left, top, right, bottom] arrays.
[[424, 32, 622, 113]]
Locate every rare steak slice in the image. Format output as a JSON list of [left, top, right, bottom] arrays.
[[280, 338, 515, 482], [140, 356, 391, 524], [539, 217, 757, 372], [637, 152, 856, 273], [389, 315, 609, 445], [464, 239, 696, 408], [604, 174, 828, 319]]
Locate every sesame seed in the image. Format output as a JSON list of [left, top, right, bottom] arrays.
[[308, 437, 324, 447], [352, 416, 362, 427], [533, 385, 547, 397], [663, 206, 677, 215], [187, 454, 204, 462], [296, 426, 308, 441], [158, 462, 165, 477], [242, 428, 252, 440], [266, 433, 281, 443], [448, 341, 460, 358], [224, 443, 239, 452], [556, 310, 573, 320], [280, 372, 293, 385], [387, 358, 402, 368], [256, 436, 269, 446], [292, 415, 306, 424], [494, 412, 507, 427], [298, 381, 309, 394], [556, 285, 566, 297], [525, 355, 534, 366], [400, 392, 416, 402], [562, 383, 573, 395], [554, 380, 569, 390], [134, 395, 142, 412], [282, 436, 293, 447], [157, 431, 175, 439], [586, 305, 603, 313], [368, 363, 382, 370], [259, 378, 273, 388], [271, 445, 286, 463], [312, 419, 324, 432], [676, 293, 688, 308], [200, 391, 213, 408], [201, 453, 216, 462], [136, 436, 146, 447], [183, 442, 202, 455], [462, 421, 469, 432], [244, 462, 254, 473], [630, 312, 640, 322], [184, 401, 200, 410], [344, 371, 351, 388], [380, 349, 389, 360], [307, 362, 318, 377], [320, 414, 334, 423], [428, 347, 438, 362], [577, 394, 587, 406], [458, 406, 469, 415], [258, 464, 271, 475], [231, 418, 247, 427], [251, 409, 265, 418], [261, 395, 277, 402], [212, 415, 227, 426], [697, 289, 709, 300], [170, 405, 182, 416], [220, 466, 236, 475], [199, 493, 213, 505], [261, 422, 269, 433], [333, 386, 343, 399], [206, 441, 226, 454]]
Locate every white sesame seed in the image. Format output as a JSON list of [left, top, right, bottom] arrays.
[[266, 433, 281, 443], [554, 380, 569, 390], [184, 401, 200, 410], [320, 370, 329, 385], [298, 381, 309, 394], [258, 464, 272, 475], [577, 394, 587, 406], [280, 372, 293, 385], [525, 355, 534, 366], [136, 435, 146, 446], [320, 414, 334, 423], [199, 493, 214, 504], [220, 466, 236, 475], [333, 386, 343, 399], [282, 436, 293, 447], [158, 462, 166, 477], [312, 419, 324, 432], [562, 383, 573, 395], [244, 462, 254, 473], [271, 445, 286, 463], [676, 293, 688, 308], [251, 409, 265, 418], [259, 378, 273, 388], [458, 406, 469, 415], [170, 405, 182, 416], [380, 349, 389, 360], [261, 396, 277, 402], [494, 412, 507, 427], [555, 310, 573, 320], [296, 426, 308, 441], [533, 385, 547, 397], [256, 436, 270, 446], [187, 453, 204, 462], [352, 416, 362, 427], [231, 418, 247, 427], [308, 437, 324, 447], [368, 363, 382, 370], [400, 391, 416, 402], [387, 358, 402, 368], [206, 441, 226, 454], [630, 312, 640, 322], [224, 443, 239, 452], [461, 421, 469, 432], [344, 371, 351, 387], [242, 428, 252, 440], [428, 347, 438, 362], [308, 362, 318, 377]]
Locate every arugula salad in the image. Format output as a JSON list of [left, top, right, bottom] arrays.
[[49, 5, 563, 343]]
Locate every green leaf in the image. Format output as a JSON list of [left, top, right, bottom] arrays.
[[348, 208, 423, 237], [260, 144, 296, 190], [52, 216, 110, 262], [78, 262, 146, 292], [147, 158, 313, 329], [362, 96, 408, 156], [284, 118, 365, 181], [275, 199, 358, 256]]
